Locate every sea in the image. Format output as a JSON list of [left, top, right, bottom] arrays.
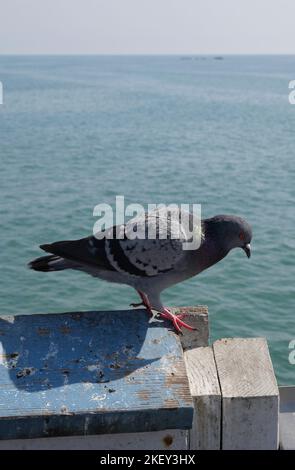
[[0, 55, 294, 384]]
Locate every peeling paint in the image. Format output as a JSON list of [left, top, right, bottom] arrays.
[[164, 399, 179, 408], [16, 367, 36, 379], [91, 393, 107, 402], [63, 373, 69, 386], [86, 364, 101, 372], [137, 390, 151, 401], [0, 352, 19, 369], [42, 342, 58, 361]]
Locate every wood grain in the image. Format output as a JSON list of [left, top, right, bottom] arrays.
[[185, 346, 221, 449], [171, 306, 209, 351], [213, 338, 279, 450]]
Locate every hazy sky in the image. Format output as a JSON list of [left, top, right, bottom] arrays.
[[1, 0, 295, 55]]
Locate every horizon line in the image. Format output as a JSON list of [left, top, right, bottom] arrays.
[[0, 52, 295, 57]]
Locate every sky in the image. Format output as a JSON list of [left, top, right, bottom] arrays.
[[0, 0, 295, 55]]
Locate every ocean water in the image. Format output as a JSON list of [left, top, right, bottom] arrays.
[[0, 55, 294, 385]]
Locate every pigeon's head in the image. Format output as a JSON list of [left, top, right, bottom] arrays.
[[210, 215, 252, 258]]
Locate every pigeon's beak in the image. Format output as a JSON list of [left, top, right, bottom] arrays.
[[243, 243, 251, 258]]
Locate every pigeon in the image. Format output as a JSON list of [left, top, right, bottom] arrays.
[[28, 208, 252, 333]]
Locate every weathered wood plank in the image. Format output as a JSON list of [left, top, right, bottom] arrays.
[[171, 306, 209, 351], [213, 338, 279, 450], [0, 310, 193, 440], [184, 346, 221, 449], [0, 429, 188, 450], [279, 386, 295, 450]]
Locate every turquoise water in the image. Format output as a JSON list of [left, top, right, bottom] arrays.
[[0, 55, 294, 385]]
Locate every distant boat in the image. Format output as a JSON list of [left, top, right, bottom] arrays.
[[180, 56, 207, 61], [214, 56, 224, 60]]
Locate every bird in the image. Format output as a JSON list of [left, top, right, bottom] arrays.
[[28, 208, 252, 333]]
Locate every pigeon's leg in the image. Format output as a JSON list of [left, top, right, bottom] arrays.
[[159, 308, 197, 334], [130, 290, 153, 316]]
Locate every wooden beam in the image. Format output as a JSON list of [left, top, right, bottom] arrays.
[[213, 338, 279, 450], [0, 309, 193, 440], [184, 346, 221, 449], [171, 306, 209, 351], [0, 429, 189, 450], [279, 386, 295, 450]]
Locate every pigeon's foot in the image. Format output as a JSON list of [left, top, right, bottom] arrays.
[[159, 308, 197, 334]]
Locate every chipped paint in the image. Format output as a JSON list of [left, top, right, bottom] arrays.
[[164, 399, 180, 408], [63, 372, 69, 386], [86, 364, 101, 372], [38, 327, 50, 336], [109, 362, 121, 370], [152, 338, 160, 344], [137, 390, 151, 401], [16, 367, 36, 379], [42, 342, 58, 361], [60, 405, 69, 414], [91, 393, 107, 402], [0, 351, 19, 369]]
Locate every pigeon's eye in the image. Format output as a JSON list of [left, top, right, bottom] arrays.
[[239, 232, 245, 241]]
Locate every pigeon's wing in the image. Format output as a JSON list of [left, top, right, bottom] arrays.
[[114, 236, 186, 277], [40, 230, 117, 273], [40, 209, 189, 278], [40, 232, 186, 278], [109, 208, 188, 276]]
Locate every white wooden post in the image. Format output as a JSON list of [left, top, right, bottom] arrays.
[[179, 307, 221, 449], [184, 347, 221, 449], [213, 338, 279, 450]]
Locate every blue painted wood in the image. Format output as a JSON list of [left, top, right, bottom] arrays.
[[0, 310, 193, 440]]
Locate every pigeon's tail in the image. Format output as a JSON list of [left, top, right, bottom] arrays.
[[28, 255, 70, 272]]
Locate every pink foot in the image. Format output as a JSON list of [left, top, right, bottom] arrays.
[[159, 308, 197, 334]]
